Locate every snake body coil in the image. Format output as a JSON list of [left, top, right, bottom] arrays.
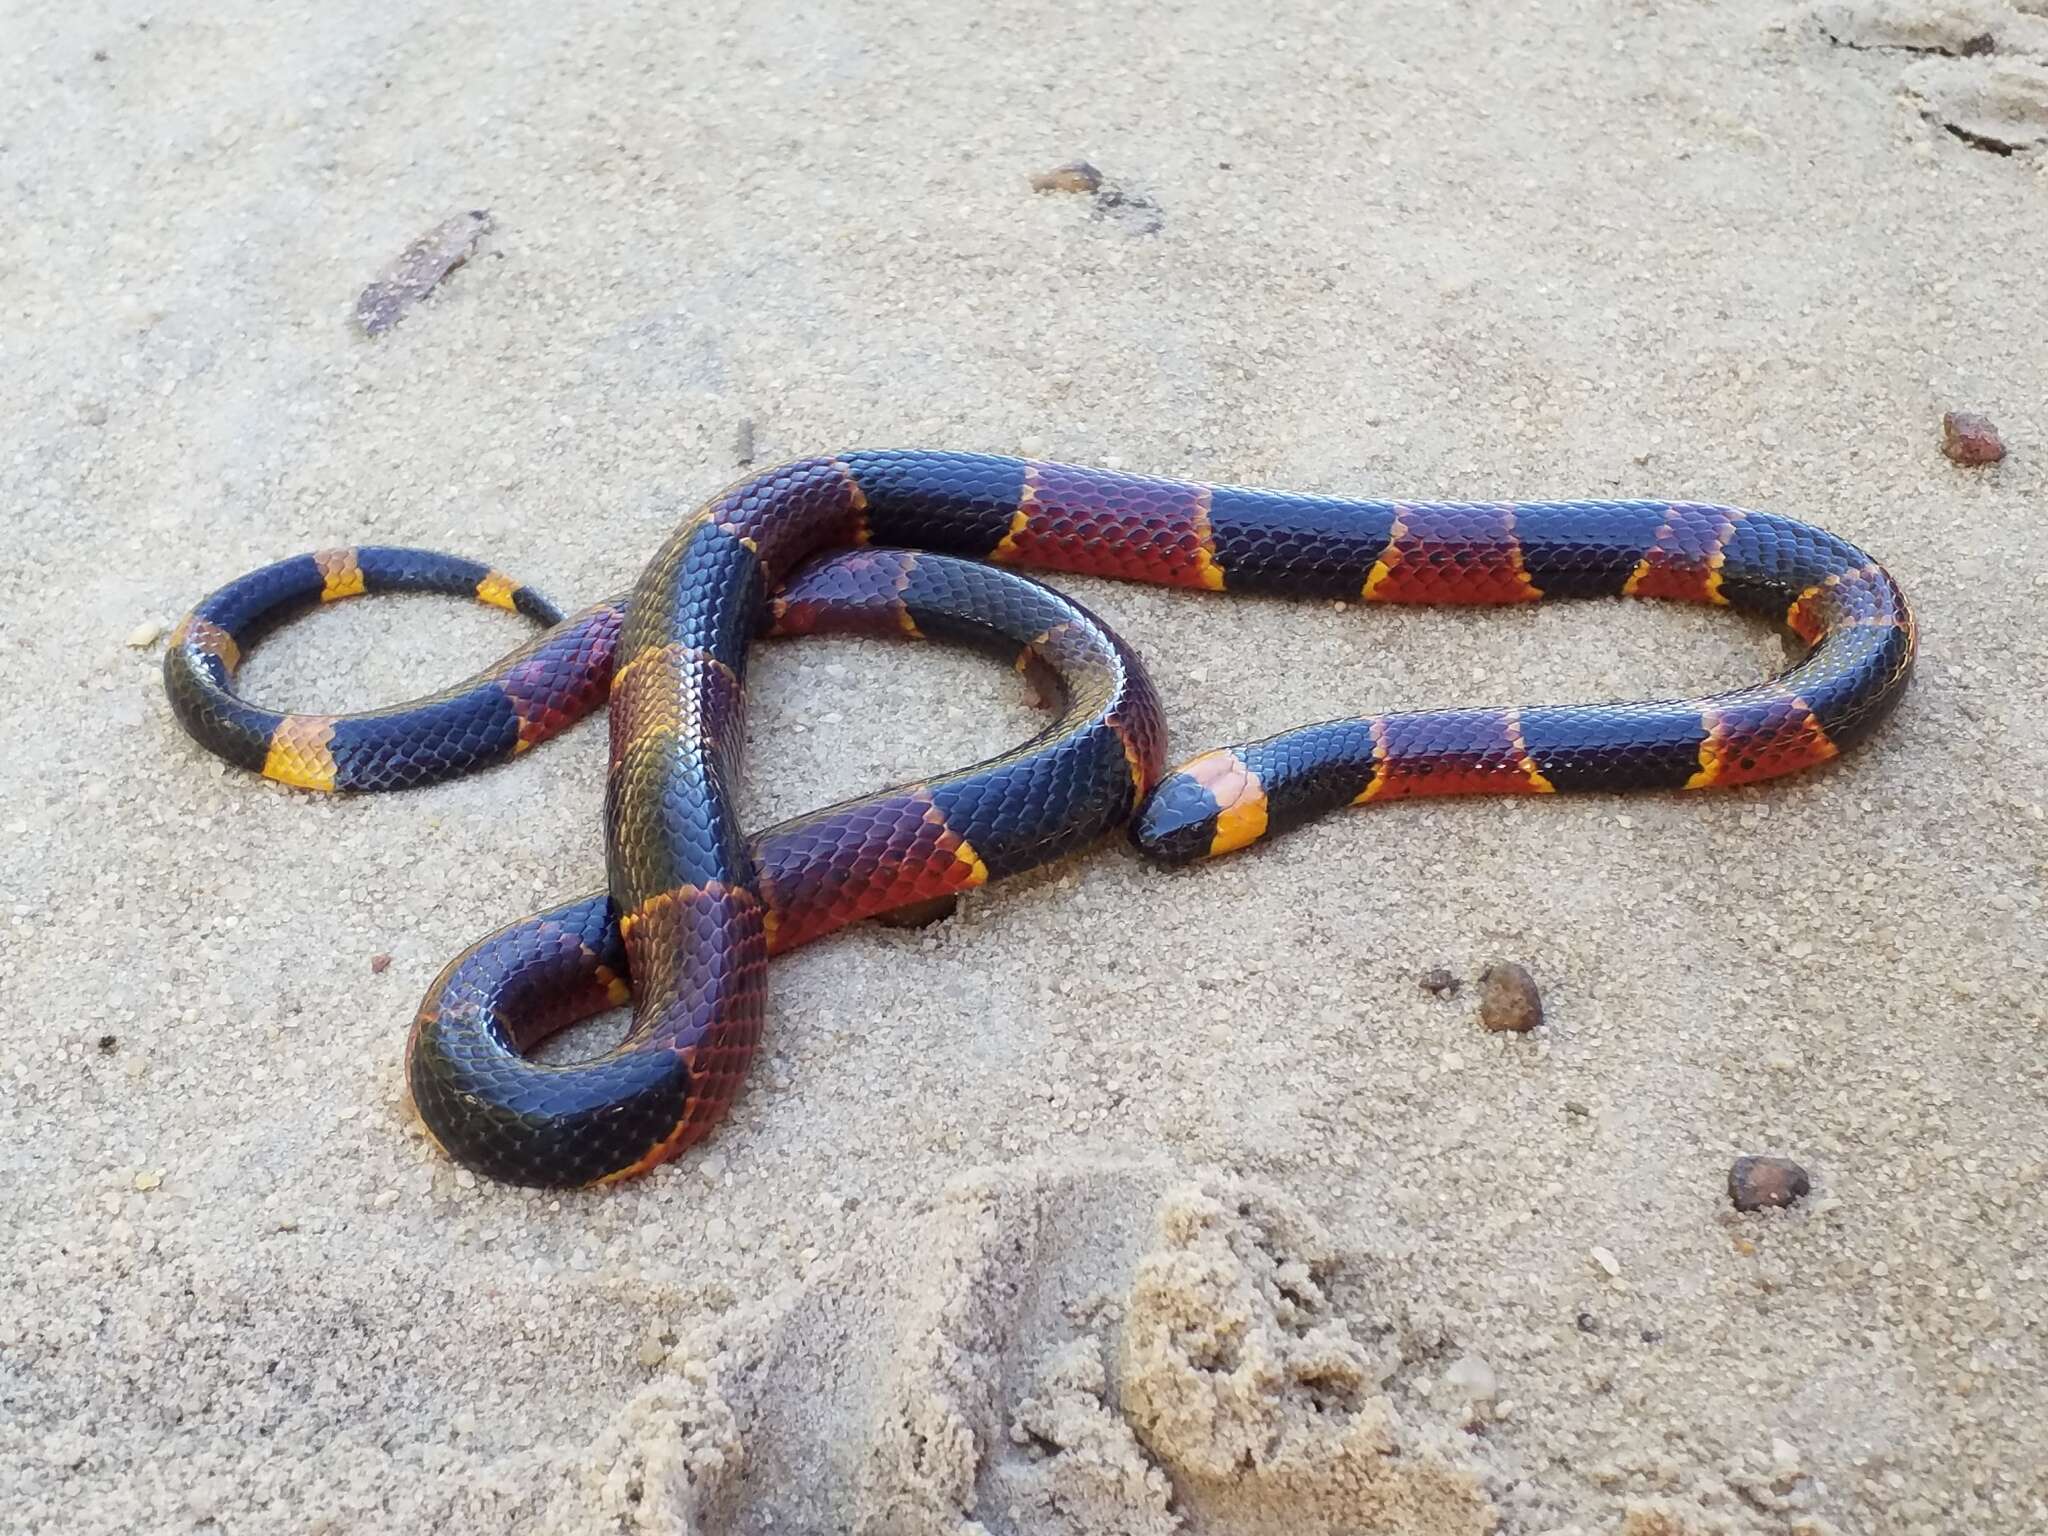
[[166, 452, 1915, 1186]]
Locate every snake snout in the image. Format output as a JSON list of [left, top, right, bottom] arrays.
[[1129, 770, 1227, 867]]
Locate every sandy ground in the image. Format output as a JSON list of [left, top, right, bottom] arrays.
[[4, 0, 2046, 1532]]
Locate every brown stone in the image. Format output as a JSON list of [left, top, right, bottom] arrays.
[[370, 953, 393, 975], [1029, 161, 1103, 194], [1728, 1155, 1810, 1211], [1941, 411, 2005, 466], [1476, 961, 1542, 1032]]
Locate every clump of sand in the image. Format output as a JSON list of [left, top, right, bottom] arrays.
[[547, 1370, 746, 1535], [502, 1165, 1493, 1535], [1120, 1184, 1492, 1535]]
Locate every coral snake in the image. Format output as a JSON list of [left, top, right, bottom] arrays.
[[165, 451, 1916, 1186]]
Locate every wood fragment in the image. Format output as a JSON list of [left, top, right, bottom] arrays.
[[354, 210, 494, 337]]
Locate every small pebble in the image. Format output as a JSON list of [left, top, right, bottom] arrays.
[[1477, 961, 1543, 1032], [1444, 1354, 1497, 1400], [133, 1170, 162, 1191], [1728, 1155, 1811, 1211], [637, 1337, 670, 1368], [1419, 967, 1462, 998], [97, 1035, 118, 1054], [1576, 1312, 1599, 1333], [734, 417, 756, 465], [125, 622, 162, 649], [1590, 1246, 1621, 1278], [1940, 411, 2004, 466], [1029, 160, 1103, 194], [369, 953, 393, 975]]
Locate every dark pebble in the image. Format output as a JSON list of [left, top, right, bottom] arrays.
[[370, 953, 393, 974], [1728, 1155, 1810, 1211], [1477, 961, 1542, 1032], [1576, 1312, 1599, 1333], [97, 1034, 118, 1054], [1941, 411, 2005, 466], [1419, 967, 1462, 998], [734, 418, 756, 466]]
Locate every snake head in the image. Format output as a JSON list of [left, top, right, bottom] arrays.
[[1131, 745, 1276, 866]]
